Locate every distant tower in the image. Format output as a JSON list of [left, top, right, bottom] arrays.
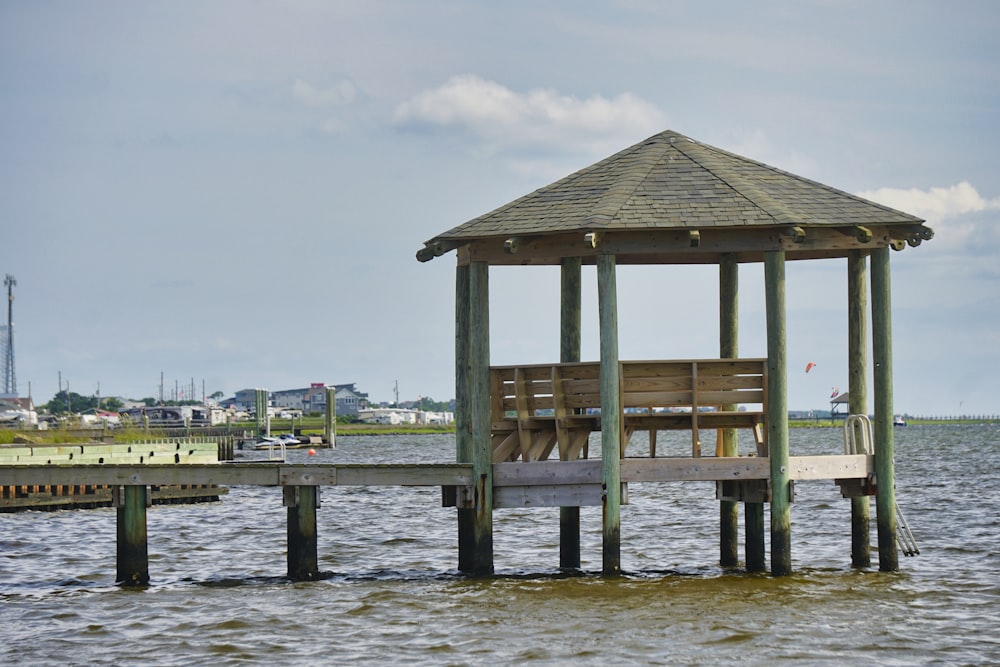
[[2, 274, 15, 396]]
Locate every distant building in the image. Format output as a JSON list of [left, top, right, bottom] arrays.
[[252, 383, 369, 416], [357, 407, 454, 425], [0, 396, 37, 426]]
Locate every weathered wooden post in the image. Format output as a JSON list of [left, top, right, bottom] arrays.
[[255, 389, 268, 440], [115, 484, 149, 586], [597, 253, 622, 575], [469, 260, 494, 574], [871, 247, 898, 571], [285, 485, 319, 581], [324, 387, 337, 448], [560, 256, 583, 570], [847, 250, 871, 567], [765, 250, 791, 576], [454, 263, 475, 572], [719, 254, 740, 567]]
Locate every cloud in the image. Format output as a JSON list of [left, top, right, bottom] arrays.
[[291, 78, 357, 107], [393, 75, 666, 155], [857, 182, 1000, 222], [857, 182, 1000, 248]]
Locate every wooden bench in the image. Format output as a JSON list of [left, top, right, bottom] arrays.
[[490, 359, 767, 462]]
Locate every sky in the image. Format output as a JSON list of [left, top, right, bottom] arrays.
[[1, 1, 998, 416]]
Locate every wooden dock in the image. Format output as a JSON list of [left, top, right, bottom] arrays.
[[0, 453, 872, 584], [1, 439, 229, 511]]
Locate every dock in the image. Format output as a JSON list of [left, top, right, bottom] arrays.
[[0, 452, 873, 585]]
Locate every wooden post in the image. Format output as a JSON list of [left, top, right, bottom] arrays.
[[469, 260, 494, 574], [560, 257, 582, 569], [745, 505, 766, 572], [256, 389, 268, 440], [454, 263, 476, 572], [116, 485, 149, 586], [324, 387, 337, 448], [597, 254, 622, 575], [765, 250, 791, 576], [847, 250, 871, 567], [719, 254, 740, 567], [871, 247, 898, 571], [286, 485, 319, 581]]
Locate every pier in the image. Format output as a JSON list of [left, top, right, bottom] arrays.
[[3, 129, 932, 585], [0, 452, 872, 584]]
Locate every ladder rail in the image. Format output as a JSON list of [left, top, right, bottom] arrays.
[[842, 413, 919, 557]]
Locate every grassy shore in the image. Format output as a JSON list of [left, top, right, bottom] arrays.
[[4, 417, 995, 446]]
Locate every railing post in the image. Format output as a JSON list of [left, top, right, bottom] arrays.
[[116, 485, 149, 586]]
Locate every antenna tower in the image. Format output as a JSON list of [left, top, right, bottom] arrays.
[[2, 274, 15, 395]]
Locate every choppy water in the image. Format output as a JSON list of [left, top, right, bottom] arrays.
[[2, 424, 998, 665]]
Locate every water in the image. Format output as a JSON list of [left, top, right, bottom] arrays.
[[2, 424, 999, 665]]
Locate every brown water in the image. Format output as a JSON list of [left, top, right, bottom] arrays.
[[2, 425, 998, 665]]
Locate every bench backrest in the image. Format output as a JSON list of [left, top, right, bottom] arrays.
[[491, 359, 767, 420], [622, 359, 766, 412]]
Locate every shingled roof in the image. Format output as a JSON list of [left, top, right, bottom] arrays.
[[418, 130, 932, 265]]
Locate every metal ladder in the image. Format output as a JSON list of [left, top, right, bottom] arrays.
[[843, 415, 919, 557]]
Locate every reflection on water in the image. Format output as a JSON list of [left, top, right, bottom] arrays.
[[2, 425, 999, 665]]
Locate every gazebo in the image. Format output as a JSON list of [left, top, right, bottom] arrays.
[[418, 130, 932, 576]]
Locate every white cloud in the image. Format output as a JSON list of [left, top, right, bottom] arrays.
[[292, 78, 357, 107], [857, 182, 1000, 222], [393, 75, 666, 155]]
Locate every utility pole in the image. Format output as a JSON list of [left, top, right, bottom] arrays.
[[3, 274, 15, 395]]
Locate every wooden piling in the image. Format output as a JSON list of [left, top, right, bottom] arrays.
[[848, 250, 871, 568], [559, 257, 583, 570], [718, 254, 740, 567], [765, 250, 791, 576], [286, 485, 319, 581], [116, 485, 149, 586], [745, 505, 766, 572], [454, 263, 477, 572], [597, 254, 622, 575], [871, 247, 898, 571], [469, 260, 494, 574], [324, 387, 337, 447]]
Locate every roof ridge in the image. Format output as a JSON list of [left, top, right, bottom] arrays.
[[583, 134, 672, 228], [686, 138, 924, 224], [671, 139, 794, 225]]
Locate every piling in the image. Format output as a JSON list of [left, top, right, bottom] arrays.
[[765, 250, 791, 576], [718, 254, 740, 567], [454, 264, 477, 572], [324, 387, 337, 447], [469, 260, 494, 574], [116, 485, 149, 586], [871, 247, 898, 571], [847, 250, 871, 567], [597, 254, 622, 575], [559, 256, 583, 570], [285, 485, 319, 581]]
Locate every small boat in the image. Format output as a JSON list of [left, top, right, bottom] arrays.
[[254, 434, 300, 448], [893, 415, 907, 426]]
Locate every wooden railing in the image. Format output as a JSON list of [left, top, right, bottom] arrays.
[[490, 359, 768, 462]]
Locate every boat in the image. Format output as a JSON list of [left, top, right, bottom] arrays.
[[893, 415, 907, 426], [254, 433, 300, 449]]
